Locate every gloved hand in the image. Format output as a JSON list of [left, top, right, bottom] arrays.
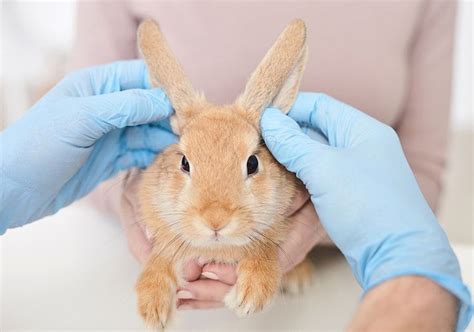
[[260, 92, 472, 330], [0, 60, 176, 234]]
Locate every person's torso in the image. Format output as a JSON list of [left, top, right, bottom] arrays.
[[130, 1, 422, 125]]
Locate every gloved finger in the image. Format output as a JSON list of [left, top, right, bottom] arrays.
[[177, 300, 224, 310], [289, 92, 372, 148], [261, 108, 333, 178], [150, 118, 174, 132], [51, 61, 152, 100], [182, 259, 205, 282], [93, 60, 152, 91], [301, 125, 329, 144], [115, 150, 157, 171], [80, 88, 173, 137], [201, 263, 238, 285], [123, 125, 177, 151], [178, 279, 231, 302]]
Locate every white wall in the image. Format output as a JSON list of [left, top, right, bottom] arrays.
[[0, 0, 76, 127], [451, 0, 473, 130]]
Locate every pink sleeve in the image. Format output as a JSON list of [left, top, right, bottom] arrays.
[[396, 0, 457, 212], [69, 1, 139, 217], [69, 0, 138, 70]]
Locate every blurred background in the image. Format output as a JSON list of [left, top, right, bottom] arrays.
[[1, 0, 472, 330]]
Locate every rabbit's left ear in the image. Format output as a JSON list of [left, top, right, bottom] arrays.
[[138, 19, 204, 134], [236, 19, 308, 124]]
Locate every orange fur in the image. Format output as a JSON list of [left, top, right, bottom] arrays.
[[136, 255, 177, 328], [281, 258, 315, 295], [237, 19, 308, 122], [135, 19, 312, 328]]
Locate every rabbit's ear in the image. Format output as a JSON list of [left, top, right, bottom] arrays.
[[237, 19, 307, 124], [138, 19, 203, 133]]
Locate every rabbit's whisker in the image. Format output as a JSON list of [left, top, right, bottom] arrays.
[[154, 232, 184, 257], [252, 228, 294, 268]]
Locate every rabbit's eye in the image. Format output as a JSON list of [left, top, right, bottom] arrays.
[[181, 155, 190, 173], [246, 155, 259, 176]]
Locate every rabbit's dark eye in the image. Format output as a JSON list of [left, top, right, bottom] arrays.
[[181, 155, 190, 173], [246, 155, 259, 176]]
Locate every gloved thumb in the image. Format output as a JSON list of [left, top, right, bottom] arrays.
[[79, 88, 174, 139], [260, 107, 333, 181], [289, 92, 377, 148]]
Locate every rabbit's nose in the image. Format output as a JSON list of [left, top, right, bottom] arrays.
[[200, 205, 233, 232], [206, 218, 231, 232]]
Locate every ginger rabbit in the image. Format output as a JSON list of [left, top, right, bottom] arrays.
[[136, 18, 313, 328]]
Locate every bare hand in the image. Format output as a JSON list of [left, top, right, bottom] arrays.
[[120, 170, 152, 264], [177, 186, 331, 310]]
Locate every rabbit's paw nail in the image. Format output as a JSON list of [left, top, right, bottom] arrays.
[[224, 278, 276, 317]]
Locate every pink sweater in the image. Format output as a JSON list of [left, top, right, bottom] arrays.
[[70, 0, 457, 212]]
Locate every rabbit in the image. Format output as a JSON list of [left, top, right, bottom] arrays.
[[135, 18, 314, 328]]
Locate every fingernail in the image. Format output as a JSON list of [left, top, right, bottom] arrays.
[[144, 227, 153, 240], [149, 88, 173, 114], [177, 290, 193, 299], [198, 256, 208, 266], [201, 271, 218, 280], [178, 304, 192, 310]]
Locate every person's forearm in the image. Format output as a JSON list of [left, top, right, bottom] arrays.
[[348, 276, 458, 331]]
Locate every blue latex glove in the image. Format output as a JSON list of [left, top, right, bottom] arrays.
[[261, 92, 472, 330], [0, 60, 176, 234]]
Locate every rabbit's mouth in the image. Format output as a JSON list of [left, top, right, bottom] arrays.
[[175, 212, 251, 248], [187, 226, 254, 248], [211, 232, 222, 242], [192, 233, 253, 248]]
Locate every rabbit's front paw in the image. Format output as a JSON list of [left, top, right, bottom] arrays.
[[136, 272, 175, 329], [224, 261, 280, 317], [281, 257, 315, 295]]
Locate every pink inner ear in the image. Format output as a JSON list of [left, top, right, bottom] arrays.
[[270, 44, 308, 114], [137, 18, 200, 122], [170, 115, 181, 135], [235, 19, 308, 118]]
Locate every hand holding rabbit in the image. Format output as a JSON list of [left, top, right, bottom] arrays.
[[176, 198, 324, 310]]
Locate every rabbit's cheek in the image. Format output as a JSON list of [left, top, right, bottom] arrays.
[[177, 217, 218, 247], [217, 219, 254, 246]]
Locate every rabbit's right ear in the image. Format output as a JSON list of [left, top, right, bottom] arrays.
[[236, 19, 307, 126], [138, 19, 203, 134]]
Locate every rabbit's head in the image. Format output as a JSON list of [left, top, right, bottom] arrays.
[[138, 19, 307, 249]]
